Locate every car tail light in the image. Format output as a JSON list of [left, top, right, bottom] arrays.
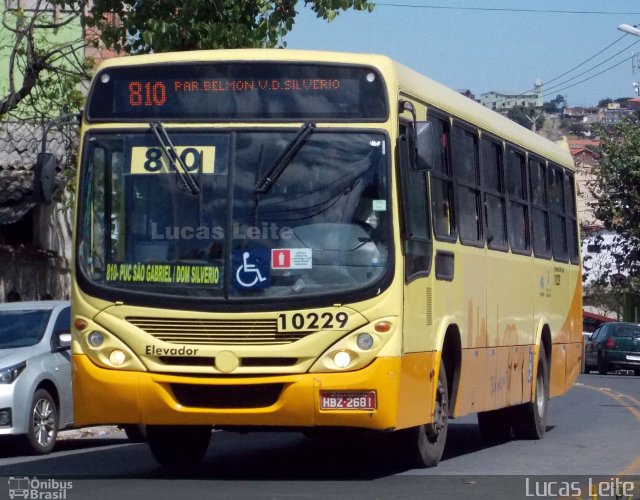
[[605, 338, 616, 349]]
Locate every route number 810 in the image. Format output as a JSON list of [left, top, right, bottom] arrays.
[[143, 147, 202, 173]]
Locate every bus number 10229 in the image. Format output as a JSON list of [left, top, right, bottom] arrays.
[[128, 81, 167, 107]]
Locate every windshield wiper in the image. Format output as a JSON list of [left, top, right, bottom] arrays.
[[254, 122, 316, 193], [149, 121, 200, 195]]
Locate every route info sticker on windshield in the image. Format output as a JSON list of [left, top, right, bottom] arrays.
[[271, 249, 312, 269]]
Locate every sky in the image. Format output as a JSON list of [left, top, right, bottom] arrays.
[[284, 0, 640, 107]]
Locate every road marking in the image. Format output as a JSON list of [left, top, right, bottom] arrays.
[[0, 443, 135, 467], [576, 383, 640, 475]]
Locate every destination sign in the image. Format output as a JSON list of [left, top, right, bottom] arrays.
[[87, 62, 387, 121]]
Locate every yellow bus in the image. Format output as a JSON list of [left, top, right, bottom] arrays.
[[64, 49, 582, 467]]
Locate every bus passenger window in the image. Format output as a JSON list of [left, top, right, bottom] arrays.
[[548, 165, 567, 261], [564, 172, 579, 263], [481, 138, 507, 249], [506, 148, 530, 253], [452, 125, 482, 245], [529, 159, 551, 258], [429, 115, 455, 239]]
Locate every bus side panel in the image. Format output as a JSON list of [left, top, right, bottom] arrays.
[[550, 344, 567, 398], [453, 348, 496, 416], [395, 351, 437, 429], [487, 252, 534, 348]]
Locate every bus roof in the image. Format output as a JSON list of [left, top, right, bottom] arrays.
[[95, 49, 574, 168]]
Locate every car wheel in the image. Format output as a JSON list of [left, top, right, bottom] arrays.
[[512, 343, 548, 440], [146, 425, 211, 466], [634, 369, 640, 377], [122, 424, 147, 443], [478, 407, 512, 441], [22, 389, 58, 455], [396, 360, 449, 468], [597, 353, 609, 375]]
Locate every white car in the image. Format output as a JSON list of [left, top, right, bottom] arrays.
[[0, 301, 72, 454]]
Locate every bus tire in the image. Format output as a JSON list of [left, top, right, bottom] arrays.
[[512, 343, 548, 440], [477, 408, 512, 441], [397, 359, 449, 468], [146, 425, 211, 466], [121, 424, 147, 443], [597, 353, 609, 375]]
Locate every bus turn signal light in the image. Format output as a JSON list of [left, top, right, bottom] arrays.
[[374, 321, 392, 333], [74, 318, 88, 331]]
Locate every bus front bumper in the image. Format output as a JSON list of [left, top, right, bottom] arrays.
[[72, 354, 434, 431]]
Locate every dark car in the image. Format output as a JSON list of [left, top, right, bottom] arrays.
[[584, 322, 640, 375]]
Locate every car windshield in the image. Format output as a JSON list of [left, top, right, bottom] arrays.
[[77, 129, 390, 303], [0, 310, 51, 348]]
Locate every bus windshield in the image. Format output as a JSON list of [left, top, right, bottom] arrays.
[[77, 129, 390, 302]]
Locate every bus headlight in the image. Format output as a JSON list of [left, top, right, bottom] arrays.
[[76, 322, 145, 372], [87, 331, 104, 348], [356, 333, 374, 350], [309, 318, 396, 373], [109, 350, 127, 366], [333, 351, 352, 368]]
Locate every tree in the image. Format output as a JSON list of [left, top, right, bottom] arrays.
[[588, 117, 640, 292], [73, 0, 375, 55], [598, 98, 613, 108], [507, 106, 545, 131], [1, 2, 89, 117], [569, 121, 591, 137], [542, 95, 565, 114]]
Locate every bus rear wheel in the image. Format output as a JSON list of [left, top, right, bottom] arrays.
[[397, 360, 449, 468], [512, 343, 548, 439], [146, 425, 212, 467]]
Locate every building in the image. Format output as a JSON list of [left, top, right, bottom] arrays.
[[480, 79, 543, 111], [568, 139, 600, 227]]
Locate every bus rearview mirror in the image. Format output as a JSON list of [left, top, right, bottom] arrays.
[[34, 153, 58, 203]]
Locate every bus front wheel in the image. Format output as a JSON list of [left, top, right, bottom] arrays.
[[511, 343, 549, 439], [146, 425, 212, 466], [397, 359, 449, 468]]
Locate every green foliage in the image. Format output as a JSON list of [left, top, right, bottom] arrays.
[[70, 0, 374, 54], [582, 283, 623, 319], [1, 8, 87, 201], [598, 98, 613, 108], [589, 117, 640, 291], [569, 121, 591, 137], [542, 95, 565, 114]]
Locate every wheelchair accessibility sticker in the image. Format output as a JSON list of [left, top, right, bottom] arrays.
[[233, 247, 270, 289]]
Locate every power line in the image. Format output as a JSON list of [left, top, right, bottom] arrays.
[[490, 36, 633, 104], [541, 53, 636, 98], [541, 39, 640, 96], [543, 35, 629, 88], [375, 3, 640, 15]]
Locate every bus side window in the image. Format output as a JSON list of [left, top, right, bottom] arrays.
[[452, 124, 482, 246], [505, 147, 530, 254], [564, 171, 580, 264], [548, 164, 568, 261], [529, 158, 551, 258], [429, 114, 455, 240], [481, 137, 507, 250]]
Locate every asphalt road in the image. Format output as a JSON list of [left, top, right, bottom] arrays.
[[0, 373, 638, 500]]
